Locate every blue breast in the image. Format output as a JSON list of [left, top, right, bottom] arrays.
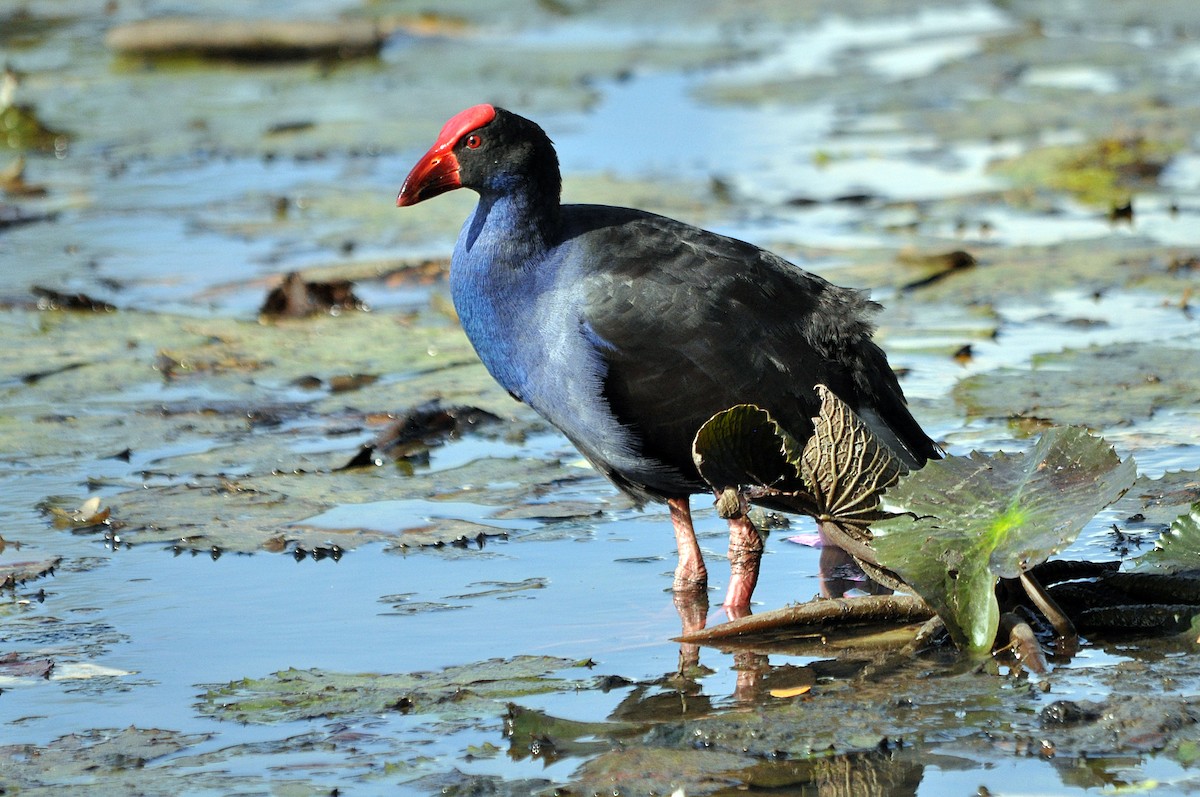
[[449, 197, 639, 472]]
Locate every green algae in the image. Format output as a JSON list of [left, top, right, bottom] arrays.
[[990, 136, 1180, 210]]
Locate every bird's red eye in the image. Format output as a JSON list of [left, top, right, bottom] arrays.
[[465, 134, 482, 149]]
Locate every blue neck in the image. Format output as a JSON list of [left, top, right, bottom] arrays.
[[462, 185, 558, 259], [450, 191, 561, 398]]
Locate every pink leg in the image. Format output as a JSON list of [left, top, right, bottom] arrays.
[[723, 512, 763, 615], [668, 497, 708, 592]]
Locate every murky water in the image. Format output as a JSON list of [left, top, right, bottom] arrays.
[[4, 1, 1200, 794]]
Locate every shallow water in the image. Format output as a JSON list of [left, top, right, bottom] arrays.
[[4, 1, 1200, 794]]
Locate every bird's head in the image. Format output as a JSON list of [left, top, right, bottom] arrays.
[[396, 104, 560, 207]]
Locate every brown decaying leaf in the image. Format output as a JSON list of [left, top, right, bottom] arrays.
[[800, 385, 905, 527], [0, 557, 62, 589], [48, 497, 111, 528], [105, 18, 385, 61], [674, 594, 933, 644], [259, 272, 367, 318]]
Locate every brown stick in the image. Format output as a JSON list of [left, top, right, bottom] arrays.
[[674, 594, 934, 644]]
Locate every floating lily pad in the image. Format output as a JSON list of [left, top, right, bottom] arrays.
[[105, 18, 386, 61], [1131, 503, 1200, 575], [505, 703, 640, 763], [1111, 469, 1200, 530], [953, 343, 1200, 430], [573, 745, 753, 795], [872, 427, 1137, 652], [198, 656, 598, 725], [0, 726, 333, 796], [0, 556, 60, 589]]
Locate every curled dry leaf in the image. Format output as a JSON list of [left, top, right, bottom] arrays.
[[802, 385, 906, 527], [691, 385, 904, 529], [48, 496, 111, 527]]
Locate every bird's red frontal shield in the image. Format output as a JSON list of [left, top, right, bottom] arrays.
[[396, 104, 497, 206]]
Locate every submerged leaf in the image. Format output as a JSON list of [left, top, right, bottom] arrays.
[[872, 427, 1136, 652]]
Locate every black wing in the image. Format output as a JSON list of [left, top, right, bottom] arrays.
[[566, 206, 937, 498]]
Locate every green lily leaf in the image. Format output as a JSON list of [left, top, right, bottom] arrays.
[[691, 403, 807, 497], [872, 427, 1137, 652], [1131, 502, 1200, 574]]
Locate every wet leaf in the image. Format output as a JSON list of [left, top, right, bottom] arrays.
[[46, 496, 111, 528], [0, 726, 322, 795], [444, 578, 547, 600], [489, 501, 601, 520], [573, 745, 752, 796], [692, 388, 903, 525], [504, 704, 638, 762], [32, 287, 115, 312], [0, 556, 61, 589], [676, 594, 934, 646], [872, 427, 1137, 652], [106, 18, 385, 61], [691, 403, 807, 496], [897, 249, 977, 291], [769, 684, 813, 698], [802, 385, 906, 526], [0, 652, 53, 679], [954, 343, 1200, 429], [1112, 469, 1200, 530], [198, 656, 600, 725], [259, 272, 367, 318], [1131, 503, 1200, 574], [346, 399, 502, 467]]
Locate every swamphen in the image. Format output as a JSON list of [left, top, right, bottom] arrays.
[[397, 104, 939, 611]]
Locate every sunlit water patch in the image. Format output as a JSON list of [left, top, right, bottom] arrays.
[[711, 4, 1012, 84]]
